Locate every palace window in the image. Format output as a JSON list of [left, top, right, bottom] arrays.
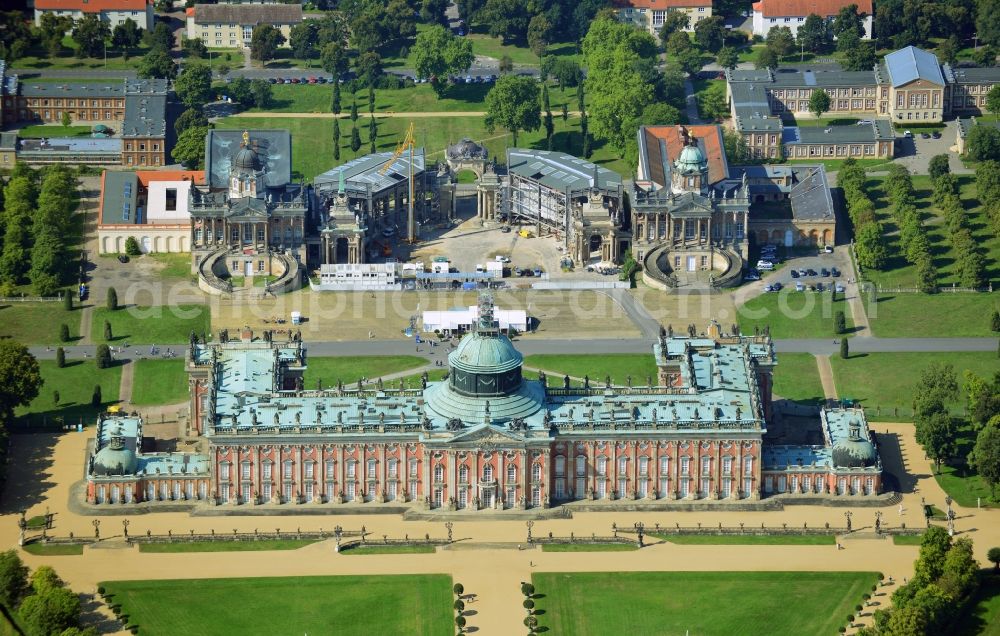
[[659, 456, 669, 475], [304, 461, 314, 479], [680, 457, 690, 476], [701, 457, 711, 475], [325, 460, 334, 477], [618, 457, 628, 476], [263, 461, 272, 479], [596, 457, 607, 476], [554, 456, 565, 477], [638, 456, 648, 476], [434, 464, 444, 482], [409, 458, 418, 477], [484, 465, 495, 482], [347, 460, 357, 478], [576, 455, 586, 476], [531, 464, 541, 482], [388, 459, 398, 478], [744, 456, 753, 474], [283, 461, 293, 479], [366, 459, 377, 479], [459, 465, 469, 483], [722, 457, 733, 475], [507, 465, 517, 483], [219, 461, 231, 482], [241, 462, 251, 480]]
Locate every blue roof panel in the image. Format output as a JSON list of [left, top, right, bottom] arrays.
[[884, 46, 944, 87]]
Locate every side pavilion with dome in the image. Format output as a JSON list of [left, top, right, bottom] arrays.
[[84, 300, 883, 509]]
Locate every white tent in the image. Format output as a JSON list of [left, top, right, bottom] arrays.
[[422, 305, 527, 333]]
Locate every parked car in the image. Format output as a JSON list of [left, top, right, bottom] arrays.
[[790, 269, 799, 278], [756, 260, 775, 271], [798, 268, 808, 277], [835, 283, 846, 293], [513, 266, 522, 276], [533, 267, 543, 277], [831, 267, 841, 277], [821, 267, 830, 277], [920, 132, 930, 139], [795, 282, 805, 292], [806, 269, 818, 276], [771, 281, 783, 291], [308, 77, 317, 84], [904, 130, 913, 138], [763, 284, 775, 292], [823, 244, 833, 253], [932, 131, 942, 139], [117, 255, 129, 263], [816, 282, 825, 291], [744, 270, 760, 281], [500, 225, 511, 233], [268, 77, 278, 84]]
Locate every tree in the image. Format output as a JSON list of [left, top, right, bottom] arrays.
[[368, 116, 377, 153], [831, 3, 865, 40], [56, 345, 66, 367], [842, 40, 877, 72], [0, 550, 29, 608], [350, 126, 362, 153], [454, 582, 464, 596], [798, 13, 831, 52], [250, 24, 285, 65], [321, 42, 349, 77], [499, 55, 513, 74], [938, 538, 980, 600], [970, 423, 1000, 497], [986, 86, 1000, 119], [63, 290, 73, 312], [694, 15, 727, 52], [928, 154, 951, 181], [181, 37, 207, 59], [550, 59, 581, 89], [355, 51, 383, 87], [174, 64, 213, 110], [839, 337, 849, 359], [967, 125, 1000, 162], [96, 343, 112, 369], [834, 310, 846, 335], [250, 79, 272, 109], [112, 18, 141, 53], [137, 48, 176, 80], [38, 13, 73, 57], [106, 286, 118, 311], [527, 15, 551, 59], [992, 310, 1000, 332], [808, 89, 831, 119], [658, 10, 689, 41], [916, 410, 956, 472], [350, 100, 358, 123], [677, 48, 704, 76], [333, 118, 341, 161], [478, 0, 531, 44], [144, 22, 173, 51], [331, 82, 341, 115], [19, 585, 81, 636], [755, 46, 778, 70], [484, 75, 541, 147], [855, 222, 887, 269], [71, 14, 110, 59], [978, 0, 1000, 49], [716, 46, 738, 70], [289, 22, 319, 61], [0, 341, 42, 422], [765, 26, 795, 58], [988, 547, 1000, 570], [103, 320, 113, 342], [521, 582, 535, 597], [413, 25, 474, 96], [172, 126, 210, 169], [173, 108, 207, 137]]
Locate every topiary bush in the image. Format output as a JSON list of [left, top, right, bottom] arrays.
[[523, 599, 534, 610], [453, 583, 464, 596], [521, 582, 535, 597]]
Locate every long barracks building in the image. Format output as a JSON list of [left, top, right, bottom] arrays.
[[87, 301, 883, 509]]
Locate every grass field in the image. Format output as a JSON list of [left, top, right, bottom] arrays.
[[138, 540, 319, 553], [22, 543, 83, 555], [541, 543, 639, 552], [935, 458, 997, 507], [866, 292, 1000, 337], [0, 303, 82, 345], [341, 544, 436, 554], [15, 360, 122, 423], [891, 534, 925, 546], [772, 353, 825, 405], [102, 574, 453, 636], [737, 291, 856, 339], [216, 113, 630, 182], [12, 39, 148, 71], [522, 354, 658, 386], [693, 79, 727, 121], [829, 352, 997, 419], [141, 253, 195, 282], [130, 360, 188, 406], [16, 125, 93, 137], [655, 534, 836, 545], [302, 355, 427, 388], [951, 574, 1000, 636], [532, 571, 877, 635], [863, 174, 999, 289], [90, 304, 210, 345], [396, 368, 449, 388]]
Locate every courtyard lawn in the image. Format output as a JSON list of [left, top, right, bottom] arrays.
[[138, 539, 318, 553], [15, 360, 122, 424], [829, 352, 998, 420], [541, 543, 639, 552], [951, 574, 1000, 636], [130, 360, 188, 406], [891, 534, 925, 546], [101, 574, 453, 636], [655, 534, 836, 546], [693, 79, 727, 122], [16, 125, 93, 137], [772, 353, 825, 405], [0, 303, 82, 345], [396, 368, 449, 389], [21, 543, 83, 556], [11, 41, 149, 71], [90, 304, 210, 345], [522, 354, 658, 386], [215, 113, 629, 181], [935, 459, 997, 507], [302, 355, 427, 388], [532, 571, 877, 636], [737, 291, 856, 339], [140, 253, 195, 283], [341, 544, 436, 554], [863, 174, 999, 289], [866, 292, 1000, 338]]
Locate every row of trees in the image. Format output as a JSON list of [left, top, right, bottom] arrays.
[[838, 159, 888, 271], [966, 370, 1000, 499], [136, 22, 179, 79], [929, 162, 987, 289], [0, 341, 41, 503], [978, 160, 1000, 239], [886, 163, 938, 292], [1, 165, 79, 296], [873, 0, 1000, 55], [0, 552, 96, 636], [0, 11, 145, 63]]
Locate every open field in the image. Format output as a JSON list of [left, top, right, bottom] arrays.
[[302, 355, 427, 388], [15, 360, 122, 423], [532, 571, 877, 635], [866, 292, 1000, 338], [656, 534, 836, 545], [11, 39, 148, 71], [772, 353, 825, 405], [130, 360, 188, 406], [211, 288, 641, 341], [522, 354, 657, 385], [830, 352, 997, 420], [138, 539, 319, 553], [737, 291, 855, 339], [864, 174, 999, 289], [0, 303, 82, 345], [90, 304, 210, 345], [22, 543, 83, 555], [102, 574, 453, 636]]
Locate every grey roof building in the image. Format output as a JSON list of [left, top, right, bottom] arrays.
[[883, 46, 945, 87]]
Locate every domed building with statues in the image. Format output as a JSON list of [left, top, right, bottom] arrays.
[[85, 297, 883, 510]]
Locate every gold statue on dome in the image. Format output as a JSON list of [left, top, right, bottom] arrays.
[[242, 130, 250, 146]]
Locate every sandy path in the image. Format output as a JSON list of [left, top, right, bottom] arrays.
[[815, 354, 838, 401]]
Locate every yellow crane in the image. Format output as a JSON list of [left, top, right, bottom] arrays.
[[379, 122, 418, 242]]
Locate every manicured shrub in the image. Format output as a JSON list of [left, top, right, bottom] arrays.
[[56, 347, 65, 368]]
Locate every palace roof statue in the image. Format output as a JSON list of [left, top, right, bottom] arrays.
[[446, 138, 489, 161]]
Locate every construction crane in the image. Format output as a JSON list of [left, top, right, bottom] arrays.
[[378, 122, 418, 242]]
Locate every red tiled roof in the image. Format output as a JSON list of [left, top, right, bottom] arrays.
[[643, 125, 729, 186], [35, 0, 150, 12], [613, 0, 711, 8], [137, 170, 205, 186], [752, 0, 872, 18]]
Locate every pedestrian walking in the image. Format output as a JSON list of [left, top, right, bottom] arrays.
[[898, 503, 904, 516]]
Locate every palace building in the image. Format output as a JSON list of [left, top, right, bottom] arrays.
[[86, 299, 883, 509]]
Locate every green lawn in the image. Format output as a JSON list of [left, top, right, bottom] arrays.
[[395, 368, 449, 389], [772, 353, 825, 405], [303, 355, 427, 388], [693, 79, 727, 122], [532, 571, 877, 636], [341, 544, 436, 554], [738, 291, 856, 339], [951, 574, 1000, 636], [0, 303, 82, 345], [130, 360, 188, 406], [935, 457, 997, 507], [522, 354, 658, 386], [15, 360, 122, 424], [22, 543, 83, 556], [138, 540, 319, 553], [216, 112, 629, 182], [90, 305, 210, 345], [863, 174, 999, 289], [16, 125, 93, 137], [866, 292, 1000, 338], [541, 543, 639, 552], [101, 574, 453, 636], [11, 41, 148, 71], [891, 534, 925, 546], [655, 534, 836, 545], [141, 253, 195, 282], [830, 352, 998, 420]]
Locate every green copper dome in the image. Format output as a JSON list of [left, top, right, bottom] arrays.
[[92, 436, 138, 476], [446, 296, 524, 397], [675, 143, 707, 175], [832, 422, 877, 468]]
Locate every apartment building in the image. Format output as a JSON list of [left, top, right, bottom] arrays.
[[614, 0, 713, 37], [751, 0, 872, 39], [186, 3, 302, 49], [34, 0, 154, 31]]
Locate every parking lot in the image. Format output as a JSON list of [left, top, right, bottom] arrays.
[[744, 244, 856, 296]]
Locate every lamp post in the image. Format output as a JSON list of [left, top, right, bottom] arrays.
[[844, 510, 852, 533], [525, 520, 534, 543], [122, 518, 130, 539], [634, 521, 645, 547], [92, 519, 101, 540], [445, 521, 454, 543]]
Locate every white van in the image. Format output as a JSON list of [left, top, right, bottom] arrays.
[[756, 260, 775, 271]]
